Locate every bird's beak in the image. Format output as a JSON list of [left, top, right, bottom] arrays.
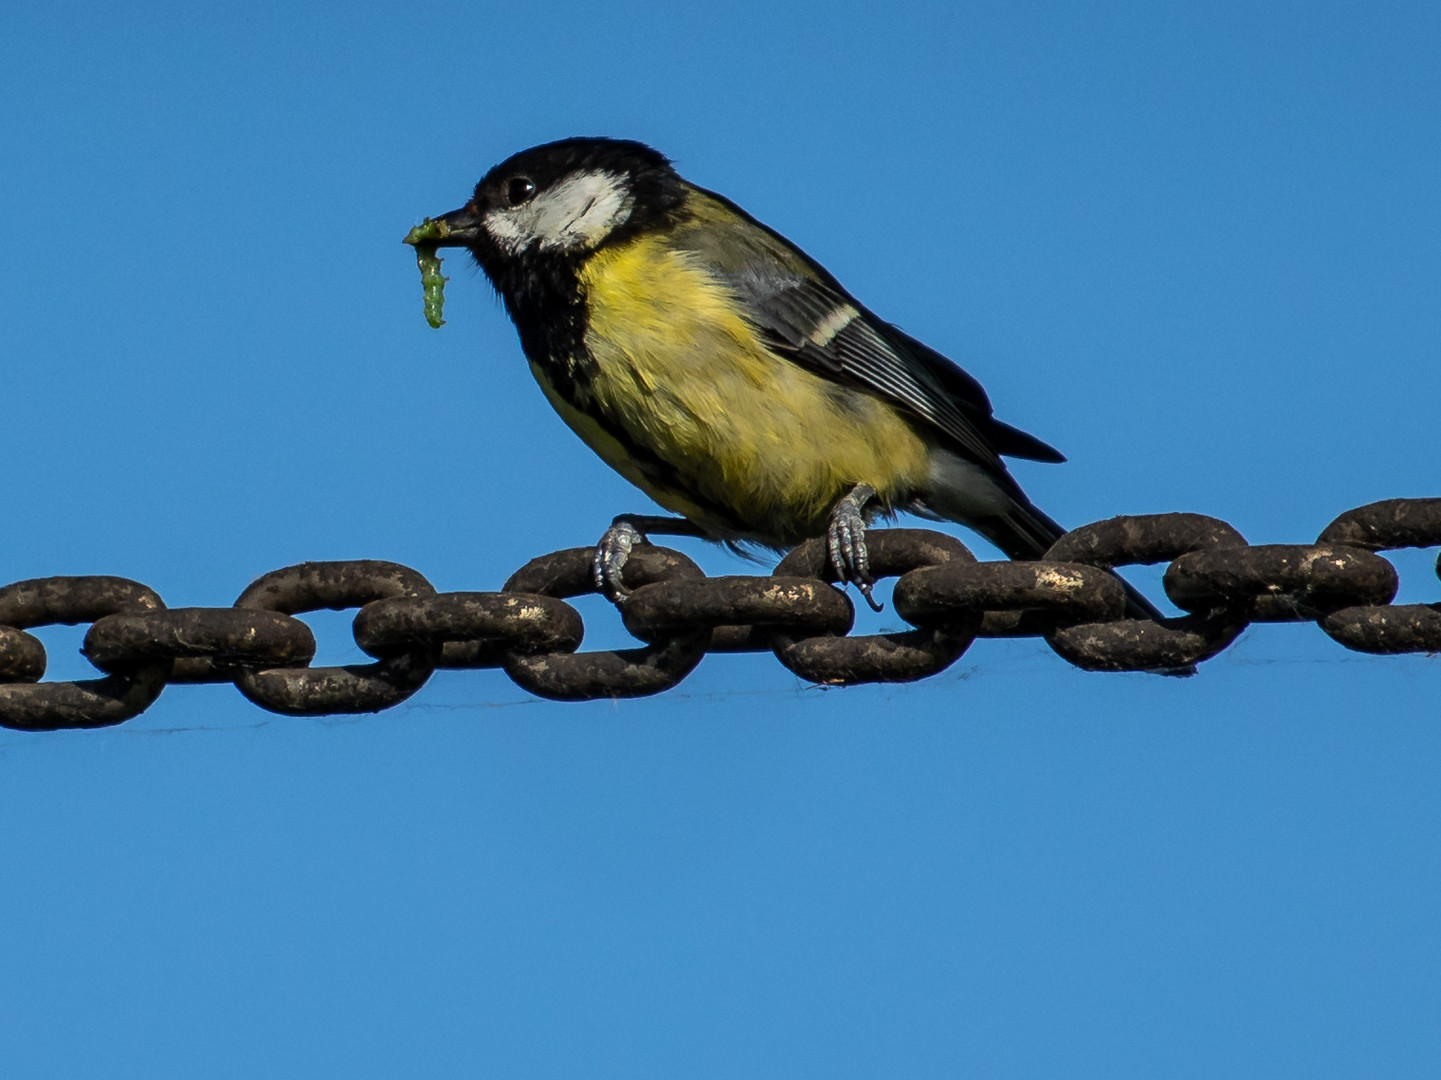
[[403, 203, 484, 248]]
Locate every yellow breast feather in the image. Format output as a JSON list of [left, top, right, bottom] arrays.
[[569, 233, 931, 543]]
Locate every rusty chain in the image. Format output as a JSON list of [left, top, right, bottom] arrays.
[[1, 499, 1437, 730]]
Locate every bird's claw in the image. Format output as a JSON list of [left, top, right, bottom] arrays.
[[593, 520, 645, 602], [827, 488, 883, 612]]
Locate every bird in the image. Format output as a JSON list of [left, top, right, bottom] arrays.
[[410, 136, 1167, 621]]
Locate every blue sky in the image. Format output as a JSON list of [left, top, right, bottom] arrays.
[[2, 2, 1439, 1077]]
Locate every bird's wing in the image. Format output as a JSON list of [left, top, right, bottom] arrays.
[[676, 187, 1064, 468]]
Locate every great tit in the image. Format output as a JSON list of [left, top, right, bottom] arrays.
[[414, 137, 1164, 619]]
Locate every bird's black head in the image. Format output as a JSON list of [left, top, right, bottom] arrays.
[[418, 138, 686, 286]]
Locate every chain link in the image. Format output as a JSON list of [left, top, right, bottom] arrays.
[[501, 546, 711, 701], [0, 577, 170, 730], [230, 561, 439, 716], [1040, 513, 1250, 672], [772, 530, 977, 684], [2, 499, 1437, 729]]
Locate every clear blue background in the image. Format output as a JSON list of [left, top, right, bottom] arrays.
[[3, 3, 1439, 1076]]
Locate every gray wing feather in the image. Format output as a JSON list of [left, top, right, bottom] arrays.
[[673, 189, 1061, 468], [733, 271, 1011, 469]]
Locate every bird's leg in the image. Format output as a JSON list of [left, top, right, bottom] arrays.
[[827, 483, 883, 612], [593, 514, 709, 602]]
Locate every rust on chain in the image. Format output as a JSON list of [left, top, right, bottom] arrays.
[[896, 560, 1125, 629], [1317, 498, 1441, 551], [1041, 514, 1250, 672], [621, 576, 853, 642], [501, 546, 710, 700], [0, 626, 46, 682], [1166, 545, 1398, 621], [84, 609, 318, 683], [0, 576, 170, 731], [231, 561, 439, 716], [1314, 498, 1441, 654], [1321, 604, 1441, 654], [1, 499, 1437, 728], [770, 530, 980, 684], [354, 592, 584, 668]]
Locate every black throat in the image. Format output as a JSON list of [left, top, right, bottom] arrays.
[[476, 247, 592, 396]]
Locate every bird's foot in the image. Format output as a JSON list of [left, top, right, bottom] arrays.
[[593, 520, 646, 602], [827, 484, 883, 612], [592, 514, 710, 603]]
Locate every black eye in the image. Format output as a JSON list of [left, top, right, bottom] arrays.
[[505, 176, 536, 206]]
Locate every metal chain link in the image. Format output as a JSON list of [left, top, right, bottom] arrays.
[[2, 499, 1437, 730]]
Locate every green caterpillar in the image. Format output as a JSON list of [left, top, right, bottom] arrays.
[[404, 218, 450, 329]]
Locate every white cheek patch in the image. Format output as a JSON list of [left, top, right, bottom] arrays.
[[484, 171, 633, 254]]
